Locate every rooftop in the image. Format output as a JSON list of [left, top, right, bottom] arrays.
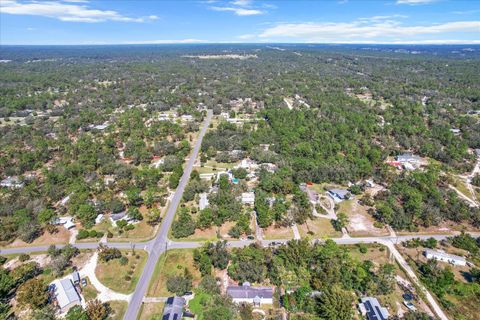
[[226, 284, 273, 300]]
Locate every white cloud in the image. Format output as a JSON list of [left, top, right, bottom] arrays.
[[258, 20, 480, 42], [396, 0, 437, 5], [231, 0, 252, 6], [0, 0, 158, 23], [210, 6, 263, 16]]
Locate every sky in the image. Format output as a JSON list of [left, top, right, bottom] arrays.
[[0, 0, 479, 45]]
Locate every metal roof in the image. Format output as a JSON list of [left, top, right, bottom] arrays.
[[360, 297, 389, 320], [162, 296, 185, 320], [227, 285, 273, 299], [55, 279, 80, 309]]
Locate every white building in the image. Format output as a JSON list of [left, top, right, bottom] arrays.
[[199, 193, 209, 210], [54, 216, 75, 230], [52, 278, 81, 314], [0, 176, 24, 189], [181, 114, 194, 122], [227, 283, 273, 306], [95, 214, 104, 225], [358, 297, 389, 320], [241, 192, 255, 205], [424, 249, 466, 266]]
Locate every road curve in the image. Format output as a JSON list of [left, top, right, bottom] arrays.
[[122, 109, 213, 320]]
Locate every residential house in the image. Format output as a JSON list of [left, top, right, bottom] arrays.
[[199, 193, 209, 210], [396, 153, 422, 164], [424, 249, 466, 266], [327, 189, 350, 203], [52, 278, 81, 314], [95, 214, 104, 225], [227, 283, 273, 306], [181, 114, 194, 122], [358, 297, 389, 320], [162, 296, 185, 320], [0, 176, 24, 189], [110, 211, 127, 222], [241, 192, 255, 205], [53, 217, 75, 230]]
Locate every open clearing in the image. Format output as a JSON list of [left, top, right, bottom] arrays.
[[147, 249, 201, 297], [96, 250, 148, 294], [108, 301, 128, 320], [138, 301, 165, 320], [3, 227, 70, 248], [340, 199, 389, 237], [298, 218, 341, 238], [263, 223, 294, 240]]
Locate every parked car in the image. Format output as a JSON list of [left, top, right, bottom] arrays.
[[404, 301, 416, 311], [81, 278, 87, 287], [247, 235, 255, 240]]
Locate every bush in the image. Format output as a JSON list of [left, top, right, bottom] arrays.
[[124, 275, 131, 281], [357, 244, 368, 254], [19, 254, 30, 262], [119, 256, 128, 266], [77, 229, 90, 240], [89, 230, 98, 238], [125, 224, 135, 231], [107, 231, 113, 238], [98, 244, 122, 262], [0, 256, 7, 265]]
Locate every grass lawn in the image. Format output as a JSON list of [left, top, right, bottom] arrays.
[[82, 277, 99, 301], [147, 249, 201, 297], [138, 302, 165, 320], [193, 165, 227, 174], [263, 224, 294, 240], [2, 227, 70, 248], [451, 176, 475, 200], [96, 250, 148, 294], [77, 218, 158, 243], [188, 291, 214, 320], [298, 218, 341, 238], [108, 301, 128, 320]]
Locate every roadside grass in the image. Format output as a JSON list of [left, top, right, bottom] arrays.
[[2, 227, 70, 248], [263, 224, 295, 240], [138, 302, 165, 320], [298, 218, 341, 238], [95, 250, 148, 294], [108, 301, 128, 320], [82, 277, 98, 301], [147, 249, 201, 297], [451, 176, 475, 200]]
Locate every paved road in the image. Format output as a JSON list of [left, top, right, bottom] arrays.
[[122, 109, 213, 320]]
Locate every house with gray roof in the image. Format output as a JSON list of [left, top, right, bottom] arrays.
[[327, 189, 350, 203], [162, 296, 185, 320], [0, 176, 24, 189], [227, 283, 273, 306], [396, 153, 422, 164], [199, 193, 209, 210], [358, 297, 389, 320], [52, 278, 81, 314]]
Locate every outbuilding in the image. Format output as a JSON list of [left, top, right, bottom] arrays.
[[424, 249, 466, 266]]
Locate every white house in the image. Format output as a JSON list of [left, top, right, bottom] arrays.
[[227, 283, 273, 306], [51, 278, 81, 314], [0, 176, 24, 189], [199, 193, 209, 210], [358, 297, 389, 320], [241, 192, 255, 205], [95, 214, 104, 225], [181, 114, 194, 122], [424, 249, 466, 266], [54, 216, 75, 230]]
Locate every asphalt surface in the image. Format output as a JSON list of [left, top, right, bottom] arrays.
[[122, 109, 213, 320]]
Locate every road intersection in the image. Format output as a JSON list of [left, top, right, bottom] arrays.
[[2, 110, 477, 320]]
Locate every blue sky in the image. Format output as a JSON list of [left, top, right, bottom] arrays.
[[0, 0, 479, 45]]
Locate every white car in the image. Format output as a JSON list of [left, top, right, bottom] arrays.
[[404, 301, 416, 311]]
